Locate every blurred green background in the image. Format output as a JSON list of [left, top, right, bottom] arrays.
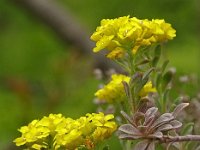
[[0, 0, 199, 149]]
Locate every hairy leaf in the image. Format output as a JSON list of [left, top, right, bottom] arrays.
[[147, 141, 155, 150], [118, 124, 140, 135], [148, 131, 163, 139], [118, 132, 142, 140], [122, 81, 131, 100], [157, 124, 173, 132], [121, 111, 133, 124], [144, 107, 158, 126], [172, 103, 189, 118], [151, 113, 174, 129], [145, 107, 158, 118], [134, 140, 149, 150], [170, 120, 182, 129]]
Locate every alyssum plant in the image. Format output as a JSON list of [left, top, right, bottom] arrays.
[[14, 16, 200, 150]]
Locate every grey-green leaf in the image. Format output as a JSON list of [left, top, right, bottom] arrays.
[[157, 124, 173, 132], [152, 113, 174, 129], [148, 131, 163, 139], [118, 124, 140, 135], [134, 140, 149, 150], [118, 132, 142, 140], [170, 120, 182, 129], [172, 103, 189, 118]]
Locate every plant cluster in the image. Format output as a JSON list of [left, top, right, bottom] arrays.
[[14, 16, 200, 150]]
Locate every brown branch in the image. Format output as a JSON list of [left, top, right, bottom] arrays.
[[11, 0, 92, 53], [161, 135, 200, 143], [10, 0, 120, 72]]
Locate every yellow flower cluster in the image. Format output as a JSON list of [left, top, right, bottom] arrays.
[[95, 74, 130, 103], [14, 113, 117, 150], [91, 16, 176, 59], [95, 74, 156, 103], [139, 81, 157, 97]]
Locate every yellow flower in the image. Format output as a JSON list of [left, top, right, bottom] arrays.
[[14, 113, 117, 150], [38, 113, 65, 133], [106, 47, 125, 59], [86, 112, 117, 143], [93, 35, 115, 52], [139, 81, 157, 97], [95, 74, 130, 103], [95, 74, 157, 102], [91, 16, 176, 58], [13, 120, 50, 146], [151, 19, 176, 42], [55, 129, 83, 150], [32, 143, 48, 150]]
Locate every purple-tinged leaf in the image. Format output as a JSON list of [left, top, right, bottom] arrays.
[[157, 124, 173, 132], [133, 112, 145, 125], [172, 103, 189, 118], [122, 81, 131, 100], [118, 124, 141, 135], [134, 140, 149, 150], [120, 111, 133, 124], [144, 107, 158, 126], [118, 132, 142, 140], [147, 141, 155, 150], [144, 116, 155, 127], [170, 120, 182, 129], [151, 113, 174, 129], [137, 125, 147, 133], [148, 131, 163, 139], [145, 107, 158, 118]]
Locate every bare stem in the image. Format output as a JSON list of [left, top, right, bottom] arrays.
[[161, 135, 200, 143]]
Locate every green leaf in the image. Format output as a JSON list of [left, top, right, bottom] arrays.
[[77, 146, 88, 150], [152, 45, 161, 67], [102, 145, 110, 150], [163, 88, 170, 104], [142, 68, 155, 81], [155, 72, 162, 92], [181, 122, 194, 135], [134, 68, 154, 94], [122, 81, 131, 100], [130, 72, 143, 85], [155, 45, 161, 57], [136, 59, 150, 66], [152, 56, 160, 67], [161, 60, 169, 73], [162, 70, 174, 91]]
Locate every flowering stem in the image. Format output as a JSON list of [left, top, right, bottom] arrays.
[[48, 135, 54, 150], [114, 60, 131, 73], [129, 55, 135, 76]]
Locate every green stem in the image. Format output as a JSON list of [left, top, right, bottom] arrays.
[[48, 135, 54, 150], [128, 53, 135, 76], [114, 59, 130, 73]]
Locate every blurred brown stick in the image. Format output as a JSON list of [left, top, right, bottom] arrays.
[[11, 0, 118, 71]]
